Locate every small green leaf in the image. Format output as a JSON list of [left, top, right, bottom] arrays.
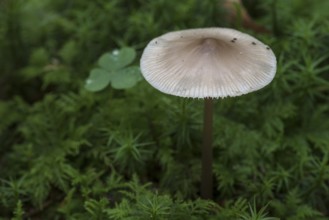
[[111, 66, 142, 89], [85, 68, 112, 92], [30, 48, 48, 66], [59, 40, 77, 63], [98, 47, 136, 71]]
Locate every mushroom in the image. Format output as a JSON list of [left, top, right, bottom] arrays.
[[140, 27, 277, 199]]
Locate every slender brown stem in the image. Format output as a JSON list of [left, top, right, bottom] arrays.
[[201, 98, 213, 199]]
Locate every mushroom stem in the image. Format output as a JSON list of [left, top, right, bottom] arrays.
[[201, 98, 214, 199]]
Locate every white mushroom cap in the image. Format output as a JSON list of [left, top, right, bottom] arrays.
[[140, 28, 277, 98]]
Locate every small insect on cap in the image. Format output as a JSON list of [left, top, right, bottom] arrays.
[[140, 28, 277, 98]]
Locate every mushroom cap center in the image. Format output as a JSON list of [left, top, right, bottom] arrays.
[[200, 38, 220, 54]]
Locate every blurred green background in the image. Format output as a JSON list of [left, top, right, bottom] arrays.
[[1, 0, 329, 219]]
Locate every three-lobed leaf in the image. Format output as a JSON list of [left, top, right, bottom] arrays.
[[85, 47, 140, 92]]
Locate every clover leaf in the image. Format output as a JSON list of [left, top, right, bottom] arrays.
[[111, 67, 142, 89], [85, 68, 113, 92], [85, 47, 142, 92], [98, 47, 136, 71]]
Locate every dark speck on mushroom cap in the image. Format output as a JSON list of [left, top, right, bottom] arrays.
[[140, 27, 277, 98]]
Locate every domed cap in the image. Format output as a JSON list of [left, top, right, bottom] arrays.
[[140, 28, 277, 98]]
